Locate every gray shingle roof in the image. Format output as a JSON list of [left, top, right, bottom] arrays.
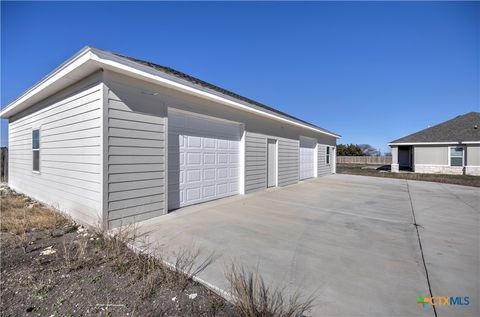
[[390, 112, 480, 144], [112, 51, 340, 137]]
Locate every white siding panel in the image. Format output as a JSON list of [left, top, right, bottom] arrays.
[[109, 108, 164, 124], [7, 82, 103, 226], [8, 90, 101, 133], [108, 194, 165, 213], [317, 144, 332, 176], [106, 84, 166, 227], [245, 132, 267, 193], [109, 137, 164, 148], [278, 138, 299, 186]]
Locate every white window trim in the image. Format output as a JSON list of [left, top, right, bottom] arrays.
[[448, 146, 465, 167], [32, 128, 41, 173]]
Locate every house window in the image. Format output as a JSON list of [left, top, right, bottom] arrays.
[[450, 146, 464, 167], [32, 129, 40, 172], [326, 146, 330, 164]]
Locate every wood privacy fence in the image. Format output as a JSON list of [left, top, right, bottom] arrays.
[[1, 147, 8, 182], [337, 155, 392, 165]]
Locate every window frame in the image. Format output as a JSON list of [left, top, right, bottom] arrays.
[[32, 128, 40, 173], [326, 146, 330, 165], [448, 146, 464, 167]]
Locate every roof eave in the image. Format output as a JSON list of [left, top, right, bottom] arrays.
[[0, 46, 95, 118], [1, 47, 341, 139], [389, 141, 480, 146]]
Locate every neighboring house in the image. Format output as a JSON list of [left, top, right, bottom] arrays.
[[0, 47, 340, 228], [389, 112, 480, 176]]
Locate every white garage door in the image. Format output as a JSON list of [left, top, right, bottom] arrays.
[[299, 136, 316, 180], [168, 111, 241, 210]]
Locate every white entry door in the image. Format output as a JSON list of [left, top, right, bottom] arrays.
[[168, 110, 241, 210], [299, 136, 316, 180], [267, 139, 277, 187]]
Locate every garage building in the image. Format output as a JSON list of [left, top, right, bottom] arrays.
[[0, 47, 340, 228]]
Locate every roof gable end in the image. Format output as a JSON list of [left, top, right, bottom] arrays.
[[390, 112, 480, 144]]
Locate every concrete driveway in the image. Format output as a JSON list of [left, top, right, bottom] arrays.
[[136, 174, 479, 317]]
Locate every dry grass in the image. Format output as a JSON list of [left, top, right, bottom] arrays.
[[1, 187, 236, 316], [62, 235, 89, 269], [0, 190, 69, 235], [92, 226, 218, 297], [337, 164, 480, 187], [1, 188, 71, 252], [172, 245, 218, 290], [225, 264, 316, 317], [2, 187, 316, 316]]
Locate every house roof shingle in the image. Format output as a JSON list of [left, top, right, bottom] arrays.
[[112, 51, 340, 137], [390, 112, 480, 144]]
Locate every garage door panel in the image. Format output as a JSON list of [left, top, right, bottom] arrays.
[[203, 169, 216, 180], [216, 168, 228, 179], [217, 139, 229, 149], [186, 188, 201, 201], [168, 111, 240, 210], [230, 154, 239, 164], [299, 137, 316, 180], [218, 153, 229, 164], [203, 138, 216, 148], [186, 170, 201, 182], [186, 152, 201, 165], [216, 183, 227, 195], [203, 153, 216, 165], [203, 185, 216, 198], [188, 136, 202, 148], [230, 167, 239, 177]]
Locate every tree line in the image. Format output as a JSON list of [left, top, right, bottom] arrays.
[[336, 144, 389, 156]]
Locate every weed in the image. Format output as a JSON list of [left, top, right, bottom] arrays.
[[225, 263, 315, 317], [62, 235, 91, 270], [172, 244, 217, 289], [209, 298, 225, 316], [32, 280, 54, 300], [90, 274, 103, 284]]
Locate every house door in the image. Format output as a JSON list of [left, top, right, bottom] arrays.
[[267, 139, 277, 187]]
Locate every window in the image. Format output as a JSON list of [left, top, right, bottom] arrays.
[[450, 146, 464, 167], [32, 129, 40, 172], [326, 146, 330, 164]]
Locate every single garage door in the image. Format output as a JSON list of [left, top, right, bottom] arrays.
[[299, 136, 316, 180], [168, 110, 241, 210]]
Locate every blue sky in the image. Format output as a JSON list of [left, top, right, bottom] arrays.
[[1, 1, 479, 152]]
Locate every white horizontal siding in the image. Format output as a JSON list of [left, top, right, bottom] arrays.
[[317, 144, 332, 176], [106, 82, 166, 227], [278, 138, 299, 186], [8, 82, 103, 226], [245, 132, 267, 193]]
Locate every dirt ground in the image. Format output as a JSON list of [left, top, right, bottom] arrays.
[[0, 187, 238, 317], [337, 164, 480, 187]]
